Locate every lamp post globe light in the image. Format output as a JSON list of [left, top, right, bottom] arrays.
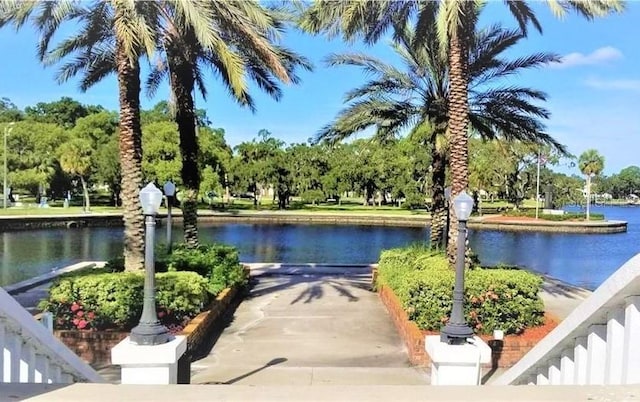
[[3, 122, 15, 209], [440, 190, 475, 345], [163, 180, 176, 253], [130, 182, 170, 346]]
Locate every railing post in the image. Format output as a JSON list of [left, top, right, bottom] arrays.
[[560, 348, 575, 384], [8, 332, 21, 382], [0, 320, 5, 381], [23, 343, 36, 382], [605, 308, 625, 384], [587, 324, 607, 384], [623, 296, 640, 383], [548, 358, 561, 384], [536, 367, 549, 385], [574, 336, 588, 385], [34, 354, 49, 383]]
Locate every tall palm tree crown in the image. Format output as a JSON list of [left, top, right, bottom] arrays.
[[1, 0, 157, 270], [301, 0, 624, 262], [578, 149, 605, 220], [315, 21, 565, 248], [1, 0, 311, 250]]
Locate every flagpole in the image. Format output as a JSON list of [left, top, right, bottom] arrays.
[[535, 151, 541, 219]]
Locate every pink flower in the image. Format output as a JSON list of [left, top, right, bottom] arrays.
[[87, 311, 95, 320], [72, 318, 80, 326], [77, 319, 88, 329], [76, 310, 84, 317], [158, 311, 165, 318], [70, 302, 81, 312]]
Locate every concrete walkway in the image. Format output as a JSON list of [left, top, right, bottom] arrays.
[[190, 268, 429, 385], [539, 274, 591, 320], [6, 262, 590, 387]]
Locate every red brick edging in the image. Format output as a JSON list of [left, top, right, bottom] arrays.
[[55, 285, 241, 366], [377, 284, 558, 368]]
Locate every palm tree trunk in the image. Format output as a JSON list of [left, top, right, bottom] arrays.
[[586, 174, 591, 220], [116, 41, 145, 272], [429, 145, 447, 250], [80, 176, 90, 212], [167, 37, 199, 248], [446, 30, 471, 265]]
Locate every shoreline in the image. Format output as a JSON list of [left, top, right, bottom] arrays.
[[0, 210, 627, 233]]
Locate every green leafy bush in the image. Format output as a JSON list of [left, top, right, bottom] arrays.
[[167, 243, 247, 295], [103, 242, 248, 295], [503, 209, 604, 221], [377, 246, 544, 335], [39, 271, 209, 331], [300, 189, 325, 205], [402, 190, 426, 210]]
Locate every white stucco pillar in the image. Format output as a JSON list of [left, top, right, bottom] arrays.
[[425, 335, 491, 385], [111, 336, 187, 385]]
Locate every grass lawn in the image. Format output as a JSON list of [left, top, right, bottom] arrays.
[[207, 197, 429, 216], [0, 205, 122, 216], [1, 195, 622, 218]]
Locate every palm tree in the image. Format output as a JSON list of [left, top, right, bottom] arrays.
[[58, 138, 93, 211], [301, 0, 623, 261], [0, 0, 156, 271], [578, 149, 605, 220], [2, 1, 310, 250], [33, 1, 310, 248], [143, 2, 312, 247], [314, 23, 565, 249]]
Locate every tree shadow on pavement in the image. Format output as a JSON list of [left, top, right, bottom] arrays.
[[203, 357, 288, 385]]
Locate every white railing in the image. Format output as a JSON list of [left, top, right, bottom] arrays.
[[495, 253, 640, 385], [0, 286, 104, 384]]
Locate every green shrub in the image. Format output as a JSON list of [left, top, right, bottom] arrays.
[[39, 271, 209, 331], [167, 243, 247, 295], [503, 209, 605, 221], [103, 242, 248, 295], [402, 191, 426, 210], [300, 189, 325, 205], [377, 247, 544, 335]]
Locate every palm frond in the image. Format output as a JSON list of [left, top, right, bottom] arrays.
[[315, 98, 419, 145], [505, 0, 542, 33]]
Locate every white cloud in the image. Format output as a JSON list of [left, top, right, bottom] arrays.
[[548, 46, 623, 69], [584, 77, 640, 91]]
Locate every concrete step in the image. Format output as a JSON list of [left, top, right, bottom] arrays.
[[190, 365, 429, 386]]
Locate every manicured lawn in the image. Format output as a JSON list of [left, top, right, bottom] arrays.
[[0, 206, 122, 216]]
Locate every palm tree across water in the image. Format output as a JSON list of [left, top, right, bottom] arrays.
[[1, 0, 310, 250], [1, 0, 156, 270], [313, 21, 566, 249], [301, 0, 624, 262], [578, 149, 605, 221], [143, 1, 311, 247]]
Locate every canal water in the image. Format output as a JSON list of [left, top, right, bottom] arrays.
[[1, 205, 639, 290]]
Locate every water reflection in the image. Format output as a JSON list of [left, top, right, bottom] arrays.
[[2, 206, 640, 290]]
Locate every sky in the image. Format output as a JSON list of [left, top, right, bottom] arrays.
[[0, 3, 639, 176]]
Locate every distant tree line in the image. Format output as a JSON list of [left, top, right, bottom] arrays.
[[2, 97, 633, 214]]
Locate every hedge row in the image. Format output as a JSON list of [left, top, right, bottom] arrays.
[[503, 209, 605, 221], [41, 243, 249, 331], [376, 246, 544, 335], [40, 271, 209, 331], [104, 243, 248, 296]]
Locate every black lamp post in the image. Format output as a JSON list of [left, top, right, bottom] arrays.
[[440, 190, 475, 345], [163, 180, 176, 254], [130, 182, 170, 346]]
